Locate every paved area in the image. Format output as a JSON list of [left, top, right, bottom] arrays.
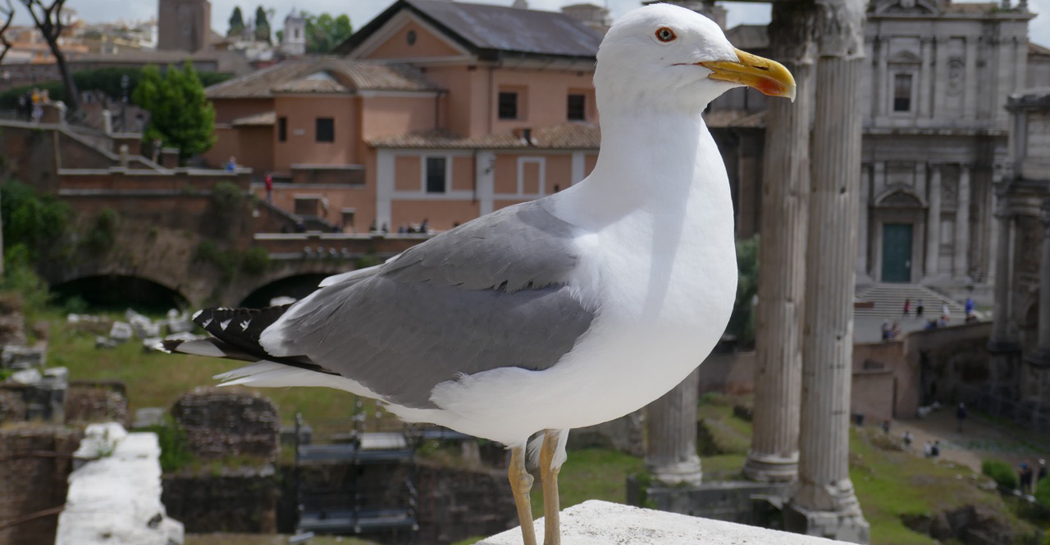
[[884, 407, 1050, 472]]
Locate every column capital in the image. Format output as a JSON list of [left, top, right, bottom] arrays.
[[814, 0, 866, 59], [768, 0, 818, 64]]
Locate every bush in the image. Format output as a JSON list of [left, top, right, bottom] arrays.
[[84, 208, 120, 254], [240, 246, 270, 276], [140, 419, 194, 473], [982, 459, 1019, 490], [1036, 475, 1050, 507]]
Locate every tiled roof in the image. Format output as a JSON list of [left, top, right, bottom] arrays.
[[337, 0, 602, 60], [231, 111, 276, 126], [368, 122, 601, 150], [205, 59, 439, 99], [725, 25, 769, 51], [1031, 42, 1050, 56], [704, 109, 766, 129]]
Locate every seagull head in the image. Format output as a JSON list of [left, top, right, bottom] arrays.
[[595, 3, 796, 113]]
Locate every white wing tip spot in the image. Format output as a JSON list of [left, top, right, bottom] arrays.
[[219, 319, 232, 331], [240, 319, 251, 331], [192, 310, 203, 320]]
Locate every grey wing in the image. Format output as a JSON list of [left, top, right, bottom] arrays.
[[262, 200, 596, 409]]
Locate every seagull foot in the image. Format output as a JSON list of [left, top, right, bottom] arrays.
[[540, 429, 563, 545], [509, 445, 537, 545]]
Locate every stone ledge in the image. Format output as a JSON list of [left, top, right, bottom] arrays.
[[479, 500, 852, 544]]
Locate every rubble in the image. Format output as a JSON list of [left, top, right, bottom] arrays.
[[109, 322, 134, 343], [1, 344, 46, 369]]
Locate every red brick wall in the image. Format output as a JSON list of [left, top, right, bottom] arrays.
[[0, 427, 82, 545]]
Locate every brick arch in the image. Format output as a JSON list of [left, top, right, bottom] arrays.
[[48, 272, 191, 310]]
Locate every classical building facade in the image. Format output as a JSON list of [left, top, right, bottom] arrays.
[[707, 0, 1045, 302]]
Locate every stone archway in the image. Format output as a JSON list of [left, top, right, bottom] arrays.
[[871, 187, 927, 283]]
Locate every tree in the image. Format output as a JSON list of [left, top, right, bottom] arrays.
[[227, 6, 245, 37], [0, 0, 15, 65], [20, 0, 80, 116], [254, 5, 270, 43], [132, 62, 216, 163], [305, 13, 352, 53]]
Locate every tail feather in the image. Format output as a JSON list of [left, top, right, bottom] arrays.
[[167, 305, 336, 377]]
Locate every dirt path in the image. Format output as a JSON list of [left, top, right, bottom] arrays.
[[888, 407, 1049, 473]]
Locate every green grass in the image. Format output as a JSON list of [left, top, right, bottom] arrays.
[[850, 428, 1035, 545], [46, 311, 368, 425], [529, 448, 645, 516]]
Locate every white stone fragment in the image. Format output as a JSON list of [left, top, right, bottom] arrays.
[[109, 322, 134, 342], [9, 368, 41, 385], [478, 500, 852, 545], [58, 423, 184, 545]]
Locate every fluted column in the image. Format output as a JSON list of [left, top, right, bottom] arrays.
[[787, 0, 869, 541], [743, 0, 815, 484], [954, 164, 971, 280], [645, 368, 701, 486], [925, 165, 942, 278], [1026, 201, 1050, 367]]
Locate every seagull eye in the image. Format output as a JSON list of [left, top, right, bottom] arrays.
[[655, 27, 677, 43]]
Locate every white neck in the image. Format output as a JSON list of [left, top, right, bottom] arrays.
[[553, 105, 728, 231]]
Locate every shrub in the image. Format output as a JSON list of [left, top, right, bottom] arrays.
[[1036, 475, 1050, 507], [240, 246, 270, 276], [982, 459, 1018, 490], [141, 419, 194, 473], [84, 208, 120, 254]]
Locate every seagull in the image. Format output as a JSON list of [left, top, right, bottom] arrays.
[[164, 4, 795, 544]]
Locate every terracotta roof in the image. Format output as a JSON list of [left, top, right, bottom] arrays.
[[1031, 42, 1050, 57], [231, 111, 276, 126], [205, 59, 439, 99], [725, 25, 769, 51], [337, 0, 602, 61], [368, 122, 601, 149], [704, 109, 766, 129]]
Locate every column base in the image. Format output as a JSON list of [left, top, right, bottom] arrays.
[[742, 451, 798, 483], [784, 502, 870, 544], [647, 456, 702, 487]]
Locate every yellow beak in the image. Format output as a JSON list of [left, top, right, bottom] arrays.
[[699, 48, 797, 102]]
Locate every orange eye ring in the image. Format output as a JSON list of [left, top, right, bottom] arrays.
[[655, 27, 677, 42]]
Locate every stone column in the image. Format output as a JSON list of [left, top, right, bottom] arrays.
[[742, 0, 815, 484], [857, 164, 871, 282], [954, 164, 971, 280], [875, 37, 887, 118], [925, 165, 941, 279], [919, 37, 933, 118], [988, 196, 1018, 397], [786, 0, 869, 541], [964, 37, 979, 121], [1026, 201, 1050, 366], [645, 368, 702, 486], [933, 36, 949, 118]]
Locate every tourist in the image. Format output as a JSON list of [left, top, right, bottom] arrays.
[[1020, 462, 1034, 494], [942, 303, 951, 323], [903, 298, 911, 317], [923, 441, 933, 457], [956, 402, 967, 432], [916, 299, 924, 320], [882, 420, 891, 434], [965, 297, 975, 317], [225, 156, 237, 171], [882, 320, 892, 341], [931, 440, 941, 458], [264, 172, 273, 204], [902, 430, 913, 448], [1039, 460, 1047, 483]]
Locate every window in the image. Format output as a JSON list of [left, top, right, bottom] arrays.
[[425, 157, 447, 193], [316, 117, 334, 142], [893, 74, 912, 112], [278, 117, 287, 142], [498, 92, 518, 120], [406, 30, 417, 45], [567, 94, 586, 121], [341, 208, 355, 231]]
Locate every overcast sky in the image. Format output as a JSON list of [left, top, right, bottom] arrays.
[[13, 0, 1050, 48]]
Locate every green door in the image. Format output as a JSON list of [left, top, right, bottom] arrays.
[[882, 223, 913, 283]]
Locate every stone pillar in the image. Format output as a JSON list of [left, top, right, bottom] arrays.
[[964, 37, 979, 121], [1026, 201, 1050, 366], [925, 165, 941, 279], [645, 368, 701, 486], [857, 164, 871, 282], [786, 0, 869, 541], [954, 164, 971, 280], [933, 36, 949, 118], [742, 0, 815, 484], [875, 37, 887, 118], [919, 37, 932, 118], [988, 197, 1018, 396]]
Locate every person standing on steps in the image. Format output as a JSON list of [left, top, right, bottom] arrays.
[[916, 299, 924, 320], [903, 298, 911, 317]]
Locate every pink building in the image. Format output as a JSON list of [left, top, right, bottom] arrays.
[[205, 0, 603, 233]]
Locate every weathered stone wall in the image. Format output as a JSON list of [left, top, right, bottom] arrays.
[[568, 411, 644, 457], [64, 382, 129, 425], [171, 388, 280, 461], [161, 466, 278, 533], [0, 426, 82, 545], [416, 462, 518, 545]]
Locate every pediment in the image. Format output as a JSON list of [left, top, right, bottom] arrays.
[[876, 188, 926, 208], [873, 0, 940, 15], [889, 50, 921, 64]]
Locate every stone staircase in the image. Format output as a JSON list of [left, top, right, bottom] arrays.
[[854, 283, 969, 321]]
